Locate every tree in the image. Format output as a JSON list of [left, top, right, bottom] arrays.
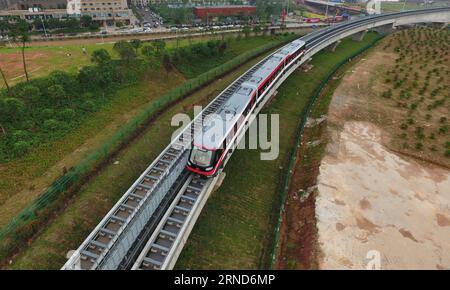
[[9, 20, 31, 82], [242, 25, 251, 38], [18, 84, 41, 104], [141, 45, 156, 58], [162, 53, 172, 76], [91, 49, 111, 65], [152, 39, 166, 56], [0, 20, 10, 34], [262, 25, 269, 36], [253, 25, 261, 36], [0, 65, 10, 92], [47, 84, 66, 104], [81, 15, 93, 28], [130, 39, 142, 54], [113, 40, 137, 63], [0, 98, 25, 131]]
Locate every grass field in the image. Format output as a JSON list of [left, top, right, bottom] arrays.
[[0, 33, 257, 86], [175, 32, 382, 269], [6, 49, 276, 269]]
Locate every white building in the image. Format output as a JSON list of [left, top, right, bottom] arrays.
[[67, 0, 81, 15]]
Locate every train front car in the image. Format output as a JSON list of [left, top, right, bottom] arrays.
[[187, 145, 220, 177], [186, 89, 254, 177]]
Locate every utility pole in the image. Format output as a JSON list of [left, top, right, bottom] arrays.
[[40, 14, 48, 38], [280, 0, 287, 27]]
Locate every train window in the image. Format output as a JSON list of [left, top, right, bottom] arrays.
[[216, 149, 223, 162], [244, 102, 251, 116], [189, 146, 214, 167]]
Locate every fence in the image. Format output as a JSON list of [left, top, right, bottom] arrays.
[[269, 34, 385, 269], [0, 34, 298, 263]]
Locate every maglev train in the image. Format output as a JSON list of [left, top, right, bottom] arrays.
[[187, 39, 306, 177]]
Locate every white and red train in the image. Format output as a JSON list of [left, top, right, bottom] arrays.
[[187, 39, 306, 177]]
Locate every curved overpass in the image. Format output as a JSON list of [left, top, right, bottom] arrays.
[[63, 8, 450, 270]]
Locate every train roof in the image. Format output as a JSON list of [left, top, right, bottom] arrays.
[[278, 39, 305, 56], [243, 39, 305, 88], [244, 54, 284, 88], [194, 85, 253, 149], [193, 38, 306, 150]]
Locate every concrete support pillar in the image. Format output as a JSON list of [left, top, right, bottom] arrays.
[[373, 23, 394, 35], [327, 40, 341, 52], [352, 29, 368, 41]]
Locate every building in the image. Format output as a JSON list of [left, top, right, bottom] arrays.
[[0, 8, 68, 21], [0, 0, 134, 26], [72, 0, 133, 25], [131, 0, 151, 8], [193, 5, 256, 20], [0, 0, 67, 10]]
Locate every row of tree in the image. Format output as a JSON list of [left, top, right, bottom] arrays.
[[0, 16, 99, 35], [0, 35, 234, 160]]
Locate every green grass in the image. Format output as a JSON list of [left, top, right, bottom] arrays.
[[6, 50, 275, 269], [0, 34, 266, 86], [174, 36, 283, 79], [175, 32, 381, 269]]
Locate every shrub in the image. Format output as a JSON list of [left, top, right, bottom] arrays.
[[57, 108, 76, 122], [40, 108, 54, 120], [439, 125, 449, 134], [12, 141, 31, 157], [17, 84, 42, 104], [12, 130, 31, 142], [47, 84, 66, 104], [79, 100, 96, 114], [43, 119, 63, 132], [415, 142, 423, 150]]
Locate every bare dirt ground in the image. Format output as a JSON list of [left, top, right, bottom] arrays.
[[316, 48, 450, 269]]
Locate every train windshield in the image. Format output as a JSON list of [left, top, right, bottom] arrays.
[[190, 146, 214, 167]]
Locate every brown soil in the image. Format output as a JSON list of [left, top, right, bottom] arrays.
[[275, 125, 322, 269], [315, 30, 450, 269], [0, 51, 49, 80]]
